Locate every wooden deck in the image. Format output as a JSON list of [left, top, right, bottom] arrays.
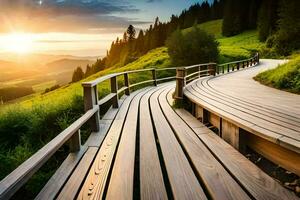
[[184, 59, 300, 176], [36, 83, 297, 199], [0, 55, 299, 199]]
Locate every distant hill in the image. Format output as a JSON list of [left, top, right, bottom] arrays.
[[0, 53, 98, 66], [43, 58, 94, 73]]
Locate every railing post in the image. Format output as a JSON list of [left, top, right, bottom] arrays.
[[69, 129, 81, 152], [83, 84, 100, 132], [222, 65, 224, 74], [237, 63, 240, 70], [227, 64, 230, 73], [208, 64, 216, 76], [110, 76, 119, 108], [175, 68, 186, 99], [247, 60, 249, 67], [124, 73, 130, 95], [152, 69, 157, 86]]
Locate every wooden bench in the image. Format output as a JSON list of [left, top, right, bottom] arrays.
[[183, 62, 300, 176]]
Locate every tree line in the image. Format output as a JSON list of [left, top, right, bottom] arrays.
[[222, 0, 300, 55], [71, 0, 299, 83], [71, 0, 225, 83]]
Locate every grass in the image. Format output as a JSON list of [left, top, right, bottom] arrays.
[[254, 54, 300, 93], [32, 80, 57, 93], [0, 47, 172, 198], [184, 20, 264, 63]]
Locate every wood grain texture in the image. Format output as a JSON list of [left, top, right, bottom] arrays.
[[0, 107, 98, 200], [150, 85, 207, 200], [77, 89, 144, 200], [246, 133, 300, 176], [167, 87, 298, 200], [159, 86, 250, 200], [183, 60, 300, 155], [106, 88, 152, 199], [139, 87, 168, 200], [57, 147, 98, 200], [36, 103, 122, 200]]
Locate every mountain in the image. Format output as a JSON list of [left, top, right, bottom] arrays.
[[43, 58, 94, 73], [0, 53, 98, 66]]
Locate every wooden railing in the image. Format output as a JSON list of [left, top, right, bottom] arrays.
[[0, 53, 259, 199], [174, 53, 259, 99], [0, 67, 176, 199]]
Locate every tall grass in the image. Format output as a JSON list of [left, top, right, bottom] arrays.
[[254, 55, 300, 93], [0, 47, 171, 198]]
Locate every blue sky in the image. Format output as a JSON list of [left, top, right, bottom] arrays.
[[0, 0, 210, 56], [0, 0, 208, 33]]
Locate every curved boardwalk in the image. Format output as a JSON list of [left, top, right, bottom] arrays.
[[184, 59, 300, 175], [1, 59, 299, 199], [33, 83, 295, 200]]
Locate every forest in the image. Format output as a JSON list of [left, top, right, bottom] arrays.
[[72, 0, 299, 81]]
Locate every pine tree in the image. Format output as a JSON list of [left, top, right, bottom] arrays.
[[72, 67, 84, 82], [257, 0, 279, 41], [274, 0, 300, 55], [126, 25, 136, 41]]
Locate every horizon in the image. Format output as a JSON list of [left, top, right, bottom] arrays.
[[0, 0, 206, 57]]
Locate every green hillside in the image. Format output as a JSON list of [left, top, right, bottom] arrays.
[[200, 20, 263, 60], [184, 20, 264, 62], [255, 54, 300, 93]]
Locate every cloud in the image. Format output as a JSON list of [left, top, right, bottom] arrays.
[[146, 0, 162, 2], [0, 0, 148, 33]]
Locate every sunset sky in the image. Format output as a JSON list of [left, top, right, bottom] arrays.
[[0, 0, 204, 57]]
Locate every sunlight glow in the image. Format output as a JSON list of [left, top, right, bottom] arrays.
[[4, 33, 34, 54]]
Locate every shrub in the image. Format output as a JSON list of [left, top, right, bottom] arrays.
[[166, 26, 219, 66]]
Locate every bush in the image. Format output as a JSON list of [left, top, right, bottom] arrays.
[[166, 26, 219, 66], [43, 84, 60, 94]]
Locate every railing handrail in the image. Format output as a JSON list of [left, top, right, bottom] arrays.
[[174, 53, 259, 99], [0, 106, 98, 199], [0, 66, 178, 199], [0, 52, 259, 199]]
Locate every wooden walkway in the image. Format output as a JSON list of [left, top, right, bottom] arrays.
[[0, 55, 299, 199], [184, 59, 300, 176], [35, 83, 297, 199]]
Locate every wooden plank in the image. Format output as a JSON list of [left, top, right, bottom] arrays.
[[57, 147, 98, 200], [139, 87, 168, 200], [0, 107, 98, 200], [98, 93, 116, 106], [191, 81, 300, 138], [77, 89, 145, 200], [159, 86, 250, 200], [246, 133, 300, 176], [200, 78, 300, 128], [168, 89, 298, 199], [208, 112, 221, 130], [105, 88, 152, 199], [36, 102, 122, 199], [184, 87, 282, 143], [35, 146, 88, 200], [221, 119, 240, 150], [150, 86, 208, 200]]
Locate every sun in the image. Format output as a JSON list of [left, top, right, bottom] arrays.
[[6, 33, 34, 54]]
